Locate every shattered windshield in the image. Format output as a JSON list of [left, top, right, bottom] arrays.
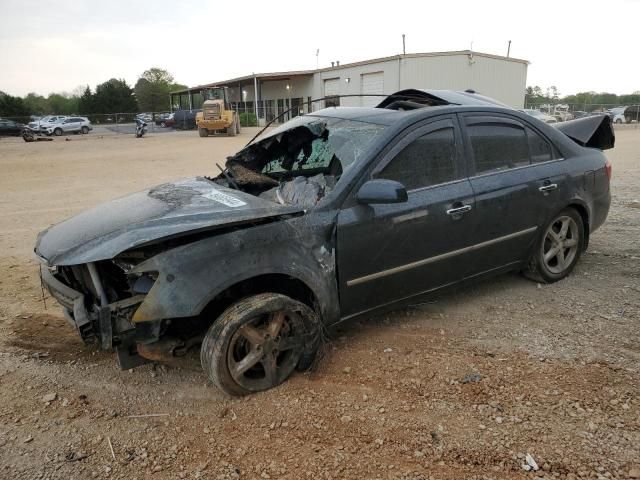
[[215, 116, 386, 207]]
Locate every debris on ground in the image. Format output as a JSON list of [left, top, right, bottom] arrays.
[[460, 373, 483, 384], [41, 392, 56, 403], [522, 453, 539, 472]]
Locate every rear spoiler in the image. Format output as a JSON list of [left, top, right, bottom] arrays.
[[554, 115, 615, 150]]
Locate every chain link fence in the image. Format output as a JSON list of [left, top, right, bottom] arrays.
[[1, 111, 205, 136], [2, 104, 304, 137], [5, 102, 639, 138], [524, 103, 640, 125]]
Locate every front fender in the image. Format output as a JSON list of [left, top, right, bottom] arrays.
[[130, 214, 339, 325]]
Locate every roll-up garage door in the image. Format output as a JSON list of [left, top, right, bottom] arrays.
[[360, 72, 384, 107], [324, 78, 340, 107]]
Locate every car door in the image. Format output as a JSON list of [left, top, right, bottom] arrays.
[[62, 118, 78, 132], [336, 116, 476, 318], [9, 121, 21, 135], [460, 113, 568, 275]]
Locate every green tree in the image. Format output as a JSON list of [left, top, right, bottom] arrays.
[[93, 78, 137, 113], [78, 86, 95, 114], [23, 93, 50, 115], [47, 93, 79, 115], [0, 92, 30, 118], [134, 68, 183, 112]]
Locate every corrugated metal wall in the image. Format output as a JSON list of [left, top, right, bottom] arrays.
[[308, 53, 527, 108], [400, 54, 527, 107], [311, 59, 401, 107]]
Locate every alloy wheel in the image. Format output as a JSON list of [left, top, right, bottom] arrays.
[[542, 215, 579, 274], [227, 310, 304, 391]]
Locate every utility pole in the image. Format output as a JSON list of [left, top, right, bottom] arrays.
[[402, 34, 406, 55], [316, 49, 319, 69], [507, 40, 511, 58]]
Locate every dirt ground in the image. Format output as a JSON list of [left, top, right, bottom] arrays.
[[0, 127, 638, 480]]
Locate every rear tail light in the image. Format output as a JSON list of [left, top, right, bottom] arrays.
[[605, 159, 612, 180]]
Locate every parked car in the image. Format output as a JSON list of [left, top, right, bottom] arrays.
[[35, 89, 613, 395], [0, 118, 25, 136], [44, 117, 93, 136], [29, 115, 68, 132], [172, 110, 199, 130], [520, 109, 557, 123], [156, 113, 175, 127], [605, 107, 625, 124], [624, 105, 640, 123], [136, 113, 153, 123], [572, 111, 590, 119], [554, 111, 573, 122]]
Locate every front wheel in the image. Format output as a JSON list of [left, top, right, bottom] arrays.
[[226, 118, 237, 137], [201, 293, 317, 396], [524, 208, 584, 283], [54, 128, 63, 136], [198, 127, 209, 137]]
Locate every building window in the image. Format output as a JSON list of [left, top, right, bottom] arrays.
[[325, 96, 340, 108], [264, 100, 275, 122]]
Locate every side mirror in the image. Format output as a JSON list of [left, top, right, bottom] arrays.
[[356, 179, 408, 205]]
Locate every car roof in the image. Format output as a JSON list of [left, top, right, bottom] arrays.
[[310, 103, 519, 126], [309, 89, 517, 126]]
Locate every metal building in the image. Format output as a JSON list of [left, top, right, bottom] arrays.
[[170, 50, 528, 125]]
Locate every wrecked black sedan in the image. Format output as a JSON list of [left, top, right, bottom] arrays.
[[35, 90, 613, 395]]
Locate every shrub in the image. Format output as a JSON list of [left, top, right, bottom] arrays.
[[239, 112, 257, 127]]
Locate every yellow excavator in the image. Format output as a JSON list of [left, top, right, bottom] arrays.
[[196, 87, 241, 137]]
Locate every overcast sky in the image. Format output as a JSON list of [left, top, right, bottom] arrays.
[[1, 0, 638, 98]]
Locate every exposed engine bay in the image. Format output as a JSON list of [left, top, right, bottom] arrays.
[[211, 116, 385, 207]]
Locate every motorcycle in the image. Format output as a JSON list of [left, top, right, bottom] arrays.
[[135, 118, 147, 138]]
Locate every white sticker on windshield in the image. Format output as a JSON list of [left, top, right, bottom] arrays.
[[202, 188, 247, 207]]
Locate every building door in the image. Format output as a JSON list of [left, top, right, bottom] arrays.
[[324, 78, 340, 107], [360, 72, 384, 107], [291, 97, 303, 117], [276, 99, 285, 122]]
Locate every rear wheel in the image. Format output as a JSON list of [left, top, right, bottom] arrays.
[[524, 208, 584, 283], [198, 127, 209, 137], [201, 293, 316, 396], [54, 128, 63, 136], [81, 126, 89, 134]]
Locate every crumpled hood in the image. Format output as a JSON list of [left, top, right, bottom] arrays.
[[35, 177, 303, 266]]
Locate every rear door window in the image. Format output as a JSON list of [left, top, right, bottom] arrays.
[[526, 127, 555, 163], [467, 121, 529, 174]]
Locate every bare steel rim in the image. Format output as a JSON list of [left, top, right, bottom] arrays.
[[227, 310, 304, 391], [542, 215, 579, 274]]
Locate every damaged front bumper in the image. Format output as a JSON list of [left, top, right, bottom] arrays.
[[40, 265, 148, 366], [41, 266, 94, 339]]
